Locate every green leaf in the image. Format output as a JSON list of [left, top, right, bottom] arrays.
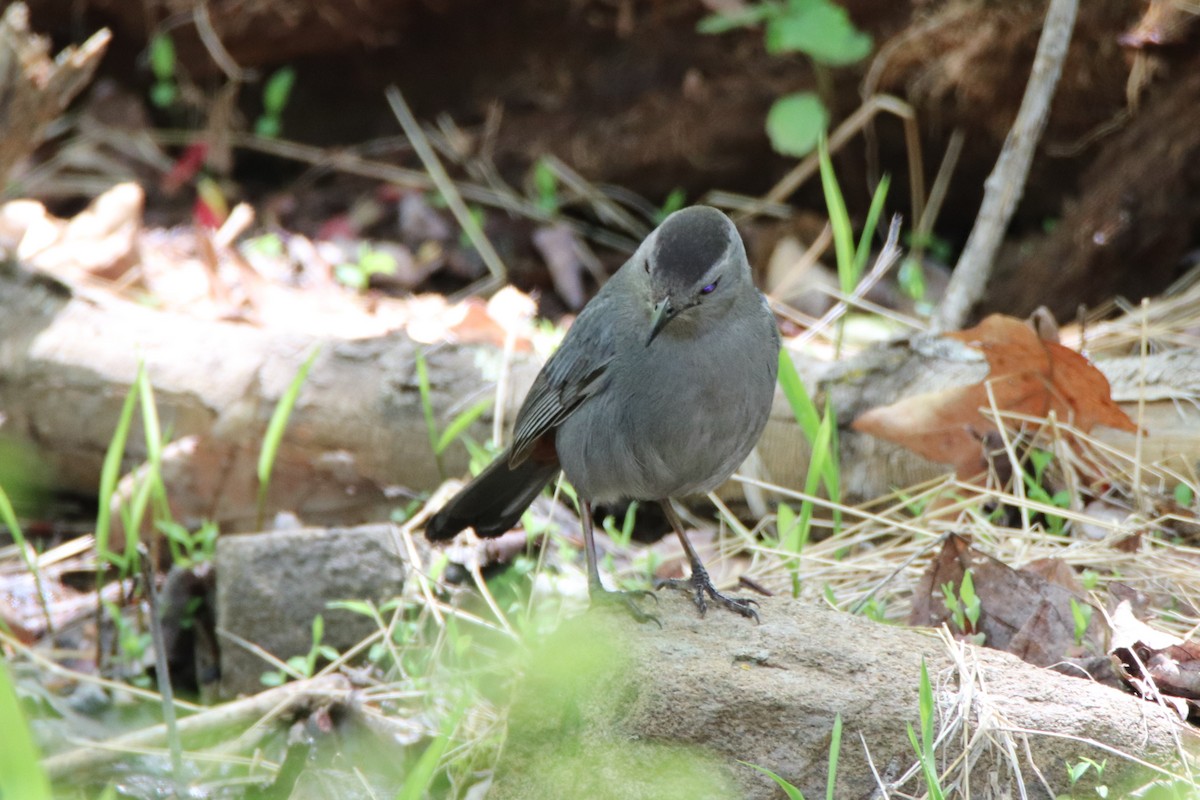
[[897, 257, 927, 301], [397, 706, 466, 800], [777, 502, 797, 550], [358, 247, 398, 277], [149, 34, 176, 81], [739, 762, 806, 800], [1174, 482, 1195, 508], [656, 188, 687, 222], [260, 671, 286, 687], [262, 67, 296, 115], [149, 81, 177, 109], [254, 115, 281, 139], [765, 1, 872, 65], [335, 263, 367, 290], [777, 349, 822, 442], [766, 93, 828, 158], [818, 136, 855, 295], [256, 347, 320, 529], [697, 3, 781, 35], [0, 658, 53, 800], [825, 713, 842, 800], [533, 158, 559, 214], [853, 175, 890, 280], [96, 371, 142, 565]]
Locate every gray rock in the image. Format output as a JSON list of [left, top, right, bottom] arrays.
[[491, 593, 1195, 800], [214, 525, 405, 697]]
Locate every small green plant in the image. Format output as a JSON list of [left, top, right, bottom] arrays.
[[776, 346, 841, 596], [147, 33, 179, 108], [655, 189, 687, 223], [396, 704, 466, 800], [1063, 757, 1109, 798], [414, 348, 493, 481], [243, 232, 285, 258], [327, 598, 412, 669], [1070, 597, 1094, 648], [104, 601, 153, 685], [1022, 449, 1073, 535], [700, 0, 872, 157], [533, 158, 560, 214], [335, 243, 399, 291], [260, 614, 339, 686], [897, 257, 928, 303], [602, 502, 639, 550], [740, 713, 842, 800], [941, 569, 981, 636], [907, 659, 946, 800], [256, 347, 320, 530], [1079, 569, 1100, 591], [255, 67, 296, 138], [1174, 481, 1196, 509], [157, 519, 218, 568]]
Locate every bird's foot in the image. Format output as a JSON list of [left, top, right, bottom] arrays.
[[588, 584, 661, 627], [656, 565, 759, 622]]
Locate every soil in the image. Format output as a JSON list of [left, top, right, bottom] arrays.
[[15, 0, 1200, 319]]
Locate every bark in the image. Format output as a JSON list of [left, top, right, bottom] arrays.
[[3, 261, 1196, 532]]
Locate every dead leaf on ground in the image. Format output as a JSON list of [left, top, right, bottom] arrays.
[[911, 534, 1111, 679], [1109, 598, 1200, 720], [853, 314, 1137, 477]]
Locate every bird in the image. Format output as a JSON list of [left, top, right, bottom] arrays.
[[425, 205, 780, 622]]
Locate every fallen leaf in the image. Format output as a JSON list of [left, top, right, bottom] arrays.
[[911, 534, 1111, 676], [853, 314, 1137, 476]]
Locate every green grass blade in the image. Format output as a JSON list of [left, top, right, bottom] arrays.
[[96, 370, 142, 568], [777, 350, 821, 442], [817, 136, 855, 294], [414, 348, 445, 480], [396, 705, 465, 800], [852, 174, 891, 280], [739, 762, 806, 800], [825, 713, 842, 800], [435, 398, 492, 455], [0, 485, 53, 633], [0, 658, 53, 800], [256, 347, 320, 530]]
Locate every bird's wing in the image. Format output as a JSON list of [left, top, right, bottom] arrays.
[[509, 302, 617, 466]]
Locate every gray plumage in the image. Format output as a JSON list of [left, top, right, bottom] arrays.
[[426, 205, 780, 621]]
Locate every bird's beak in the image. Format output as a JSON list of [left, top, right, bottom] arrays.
[[646, 299, 675, 346]]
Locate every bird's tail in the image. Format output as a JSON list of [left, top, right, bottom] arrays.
[[425, 451, 560, 541]]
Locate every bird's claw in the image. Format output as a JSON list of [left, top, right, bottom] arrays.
[[656, 567, 760, 623], [589, 586, 662, 627]]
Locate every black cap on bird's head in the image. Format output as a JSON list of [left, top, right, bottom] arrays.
[[643, 206, 749, 345]]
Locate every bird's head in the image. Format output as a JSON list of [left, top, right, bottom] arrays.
[[640, 206, 750, 346]]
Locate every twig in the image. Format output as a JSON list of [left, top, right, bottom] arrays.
[[933, 0, 1079, 330], [385, 85, 508, 285], [41, 674, 350, 780]]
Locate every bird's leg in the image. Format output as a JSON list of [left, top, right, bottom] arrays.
[[655, 501, 759, 622], [581, 501, 659, 626]]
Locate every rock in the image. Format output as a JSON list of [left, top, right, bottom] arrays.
[[214, 525, 406, 697], [490, 594, 1195, 800]]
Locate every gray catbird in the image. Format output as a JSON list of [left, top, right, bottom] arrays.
[[426, 205, 780, 621]]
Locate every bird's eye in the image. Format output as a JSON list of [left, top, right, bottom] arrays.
[[700, 281, 718, 295]]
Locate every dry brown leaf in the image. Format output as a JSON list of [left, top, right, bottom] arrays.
[[1110, 599, 1200, 718], [911, 534, 1110, 674], [853, 314, 1137, 476]]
